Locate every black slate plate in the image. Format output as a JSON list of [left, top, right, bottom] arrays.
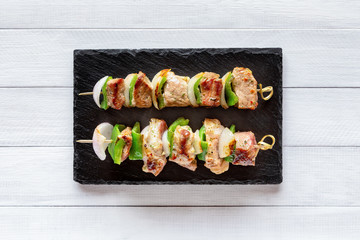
[[74, 48, 282, 184]]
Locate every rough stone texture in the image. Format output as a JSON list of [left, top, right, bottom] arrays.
[[73, 48, 282, 184]]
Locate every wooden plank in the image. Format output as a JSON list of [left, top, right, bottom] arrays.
[[0, 30, 359, 87], [1, 88, 359, 147], [1, 207, 359, 239], [0, 0, 359, 29], [0, 147, 359, 206]]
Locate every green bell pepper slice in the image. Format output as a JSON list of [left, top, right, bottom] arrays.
[[128, 75, 138, 107], [168, 117, 190, 157], [108, 124, 126, 165], [194, 77, 202, 105], [129, 122, 143, 160], [224, 124, 236, 163], [197, 125, 208, 161], [229, 124, 236, 133], [100, 76, 113, 110], [157, 76, 167, 109], [225, 73, 238, 107]]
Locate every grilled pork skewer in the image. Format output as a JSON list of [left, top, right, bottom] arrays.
[[79, 68, 273, 110], [76, 120, 275, 175]]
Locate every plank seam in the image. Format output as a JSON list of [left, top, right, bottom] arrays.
[[0, 28, 360, 30], [1, 205, 360, 208]]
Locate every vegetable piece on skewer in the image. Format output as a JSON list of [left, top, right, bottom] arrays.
[[125, 71, 152, 108], [129, 122, 143, 160], [219, 125, 236, 161], [196, 125, 208, 161], [162, 130, 171, 157], [188, 72, 204, 107], [152, 69, 190, 110], [90, 76, 111, 109], [223, 125, 236, 162], [125, 74, 138, 107], [90, 122, 113, 160], [152, 69, 171, 109], [108, 124, 133, 165], [189, 72, 223, 107], [221, 73, 238, 109]]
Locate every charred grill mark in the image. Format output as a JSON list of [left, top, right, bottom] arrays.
[[201, 78, 213, 91], [147, 160, 156, 171], [233, 149, 251, 164], [134, 74, 143, 89], [179, 129, 190, 155], [214, 80, 223, 96]]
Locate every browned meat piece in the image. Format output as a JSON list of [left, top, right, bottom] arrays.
[[233, 131, 259, 166], [200, 72, 223, 107], [119, 127, 133, 162], [232, 67, 258, 110], [142, 118, 167, 176], [163, 72, 190, 107], [133, 71, 152, 108], [106, 78, 125, 110], [203, 118, 229, 174], [169, 125, 197, 171]]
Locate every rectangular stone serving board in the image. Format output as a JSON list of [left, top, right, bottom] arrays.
[[73, 48, 282, 184]]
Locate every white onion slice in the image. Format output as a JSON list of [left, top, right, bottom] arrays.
[[124, 73, 136, 107], [221, 72, 231, 109], [162, 130, 170, 157], [193, 129, 202, 155], [151, 71, 163, 110], [188, 73, 203, 107], [219, 127, 235, 158], [93, 76, 109, 108], [141, 125, 149, 137], [92, 122, 113, 160]]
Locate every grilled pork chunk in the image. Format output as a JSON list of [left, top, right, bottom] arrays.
[[106, 78, 125, 110], [233, 131, 259, 166], [163, 72, 190, 107], [232, 67, 258, 110], [200, 72, 223, 107], [203, 118, 229, 174], [133, 71, 152, 108], [169, 125, 197, 171], [119, 127, 133, 162], [142, 119, 167, 176]]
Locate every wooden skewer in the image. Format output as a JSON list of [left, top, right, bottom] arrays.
[[76, 139, 112, 143], [257, 135, 275, 151], [80, 87, 272, 100], [78, 92, 95, 96], [257, 84, 273, 101]]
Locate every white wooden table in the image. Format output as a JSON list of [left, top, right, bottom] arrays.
[[1, 0, 360, 239]]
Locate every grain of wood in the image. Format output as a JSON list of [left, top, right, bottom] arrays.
[[1, 207, 359, 239], [0, 147, 359, 206], [0, 30, 360, 87], [0, 0, 359, 29], [1, 88, 359, 147]]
